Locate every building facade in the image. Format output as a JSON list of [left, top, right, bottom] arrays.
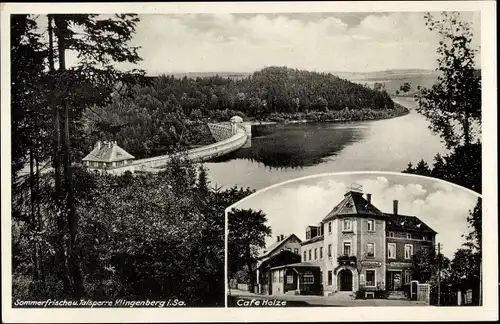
[[261, 189, 436, 297]]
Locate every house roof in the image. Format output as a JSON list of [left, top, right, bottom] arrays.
[[385, 214, 437, 234], [258, 234, 302, 259], [320, 191, 437, 234], [270, 261, 321, 270], [301, 235, 324, 246], [82, 141, 135, 163], [257, 250, 302, 270], [322, 191, 385, 222]]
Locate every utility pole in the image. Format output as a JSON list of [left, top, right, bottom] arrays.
[[437, 242, 441, 306]]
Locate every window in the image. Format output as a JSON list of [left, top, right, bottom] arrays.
[[365, 270, 376, 287], [287, 275, 294, 284], [328, 244, 332, 257], [388, 243, 396, 259], [367, 219, 375, 231], [367, 243, 375, 258], [303, 272, 314, 284], [273, 271, 278, 283], [404, 270, 412, 284], [328, 222, 332, 233], [327, 271, 333, 286], [406, 233, 412, 239], [308, 249, 312, 260], [279, 270, 283, 283], [303, 251, 307, 261], [422, 235, 427, 241], [320, 247, 323, 259], [294, 248, 299, 255], [342, 219, 352, 232], [388, 232, 394, 238], [404, 244, 414, 259], [314, 248, 318, 260], [343, 242, 352, 256]]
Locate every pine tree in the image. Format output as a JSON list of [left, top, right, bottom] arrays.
[[416, 12, 481, 149]]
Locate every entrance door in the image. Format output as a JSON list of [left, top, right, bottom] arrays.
[[386, 271, 402, 291], [411, 281, 418, 301], [339, 269, 353, 291], [386, 272, 394, 291]]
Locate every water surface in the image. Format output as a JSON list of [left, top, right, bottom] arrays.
[[204, 97, 447, 190]]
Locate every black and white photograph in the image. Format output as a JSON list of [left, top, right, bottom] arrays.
[[226, 173, 482, 307], [1, 1, 497, 323]]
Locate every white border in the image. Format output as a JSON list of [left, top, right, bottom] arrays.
[[1, 1, 497, 323]]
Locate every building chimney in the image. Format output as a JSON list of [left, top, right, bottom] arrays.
[[393, 200, 398, 215], [276, 236, 280, 242], [280, 234, 284, 241], [366, 193, 372, 203]]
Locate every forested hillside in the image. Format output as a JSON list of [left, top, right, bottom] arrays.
[[84, 66, 407, 158]]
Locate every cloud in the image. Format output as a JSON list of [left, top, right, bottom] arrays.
[[125, 11, 481, 73], [234, 174, 479, 258]]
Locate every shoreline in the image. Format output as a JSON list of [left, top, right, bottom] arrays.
[[249, 106, 410, 126]]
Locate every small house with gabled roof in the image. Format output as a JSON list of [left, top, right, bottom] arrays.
[[82, 141, 135, 173]]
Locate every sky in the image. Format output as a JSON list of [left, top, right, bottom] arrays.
[[38, 11, 482, 74], [108, 11, 481, 74], [230, 173, 480, 259]]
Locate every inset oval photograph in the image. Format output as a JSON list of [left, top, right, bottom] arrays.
[[226, 172, 482, 308]]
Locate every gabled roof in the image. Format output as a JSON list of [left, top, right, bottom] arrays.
[[322, 191, 385, 222], [83, 141, 135, 163], [258, 234, 302, 259], [385, 214, 437, 234]]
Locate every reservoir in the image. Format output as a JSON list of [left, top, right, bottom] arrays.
[[204, 97, 448, 190]]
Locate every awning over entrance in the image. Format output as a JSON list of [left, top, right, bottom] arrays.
[[270, 261, 321, 271], [257, 250, 302, 271]]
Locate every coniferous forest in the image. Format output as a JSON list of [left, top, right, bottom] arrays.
[[10, 13, 257, 307]]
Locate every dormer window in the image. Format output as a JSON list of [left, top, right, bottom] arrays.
[[406, 233, 412, 240], [306, 229, 311, 240], [342, 219, 352, 232], [388, 232, 394, 238]]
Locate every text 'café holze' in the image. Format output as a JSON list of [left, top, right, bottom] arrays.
[[255, 187, 437, 298]]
